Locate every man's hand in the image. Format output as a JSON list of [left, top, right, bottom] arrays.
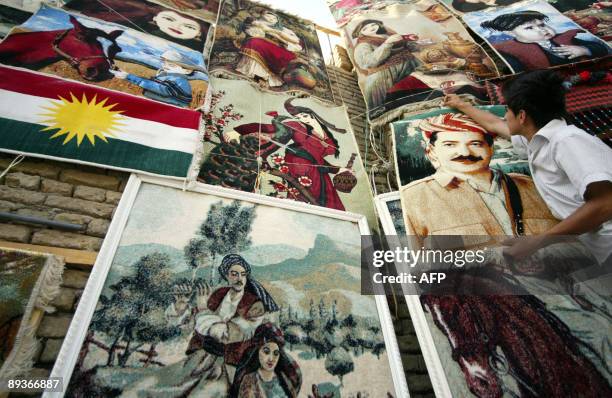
[[172, 283, 192, 314], [551, 45, 590, 59], [502, 235, 550, 262], [174, 295, 189, 315], [109, 69, 128, 79], [195, 281, 210, 312], [442, 94, 511, 138], [443, 94, 469, 111]]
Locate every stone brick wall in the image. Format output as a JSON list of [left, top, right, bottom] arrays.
[[0, 155, 128, 249], [332, 45, 353, 73], [327, 65, 393, 193], [0, 154, 127, 397], [390, 299, 435, 398], [28, 267, 90, 388]]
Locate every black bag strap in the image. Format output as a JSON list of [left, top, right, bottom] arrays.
[[502, 173, 525, 236]]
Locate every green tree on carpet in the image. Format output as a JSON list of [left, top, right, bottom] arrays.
[[90, 252, 177, 367], [325, 347, 354, 386], [184, 200, 255, 282]]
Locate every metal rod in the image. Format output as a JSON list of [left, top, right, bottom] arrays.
[[0, 212, 85, 231]]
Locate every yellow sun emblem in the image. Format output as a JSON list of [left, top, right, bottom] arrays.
[[39, 93, 125, 146]]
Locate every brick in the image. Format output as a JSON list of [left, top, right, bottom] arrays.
[[0, 185, 46, 205], [396, 302, 411, 319], [31, 229, 103, 251], [5, 172, 41, 190], [0, 158, 61, 179], [0, 223, 32, 242], [39, 338, 64, 364], [406, 374, 434, 394], [45, 195, 115, 219], [87, 218, 110, 238], [0, 200, 20, 212], [54, 213, 92, 226], [73, 185, 106, 202], [105, 190, 122, 205], [27, 367, 50, 379], [106, 169, 129, 181], [397, 335, 421, 353], [73, 289, 84, 310], [399, 318, 416, 335], [16, 207, 54, 221], [401, 354, 428, 373], [37, 314, 73, 338], [51, 287, 77, 312], [60, 169, 120, 191], [118, 177, 128, 192], [62, 270, 91, 289], [41, 178, 73, 196]]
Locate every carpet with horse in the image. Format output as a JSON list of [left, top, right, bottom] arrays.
[[0, 5, 209, 109]]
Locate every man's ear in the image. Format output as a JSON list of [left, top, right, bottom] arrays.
[[518, 110, 527, 125], [424, 144, 440, 169]]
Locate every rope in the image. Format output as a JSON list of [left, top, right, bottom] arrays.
[[368, 125, 387, 162], [0, 154, 25, 180], [369, 164, 378, 197], [256, 96, 263, 194], [94, 0, 149, 34], [363, 124, 369, 174]]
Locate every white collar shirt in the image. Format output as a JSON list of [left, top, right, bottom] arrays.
[[511, 119, 612, 264]]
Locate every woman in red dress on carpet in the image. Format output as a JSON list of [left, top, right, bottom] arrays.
[[235, 9, 303, 87], [223, 99, 352, 211]]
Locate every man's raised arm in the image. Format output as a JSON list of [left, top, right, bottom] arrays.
[[444, 94, 511, 139]]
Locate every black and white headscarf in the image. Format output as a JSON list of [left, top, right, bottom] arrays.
[[219, 254, 279, 312]]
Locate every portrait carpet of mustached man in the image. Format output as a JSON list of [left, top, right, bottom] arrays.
[[391, 108, 612, 397]]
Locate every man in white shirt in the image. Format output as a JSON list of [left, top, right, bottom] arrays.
[[444, 70, 612, 270]]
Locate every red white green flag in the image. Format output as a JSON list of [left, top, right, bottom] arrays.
[[0, 65, 202, 178]]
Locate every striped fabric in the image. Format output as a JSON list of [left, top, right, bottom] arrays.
[[0, 65, 202, 178]]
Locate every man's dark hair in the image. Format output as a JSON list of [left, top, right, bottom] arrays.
[[502, 70, 568, 129], [429, 131, 494, 147], [352, 19, 386, 39], [481, 10, 549, 32]]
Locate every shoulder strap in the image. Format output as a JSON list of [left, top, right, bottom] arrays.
[[502, 173, 525, 236]]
